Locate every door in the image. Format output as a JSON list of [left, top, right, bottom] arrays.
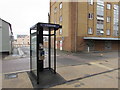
[[105, 41, 111, 50], [60, 40, 63, 50], [30, 31, 37, 76]]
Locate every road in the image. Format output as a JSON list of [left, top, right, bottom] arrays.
[[2, 46, 119, 74]]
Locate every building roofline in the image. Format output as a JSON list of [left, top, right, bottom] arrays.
[[0, 18, 13, 34]]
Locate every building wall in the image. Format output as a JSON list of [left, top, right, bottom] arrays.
[[15, 35, 30, 47], [0, 19, 2, 53], [2, 21, 11, 53], [50, 2, 72, 51], [50, 1, 119, 52]]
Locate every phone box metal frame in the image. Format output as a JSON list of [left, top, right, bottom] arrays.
[[30, 23, 62, 84]]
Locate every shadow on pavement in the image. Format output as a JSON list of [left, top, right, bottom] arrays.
[[27, 69, 66, 88]]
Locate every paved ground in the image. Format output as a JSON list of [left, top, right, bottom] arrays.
[[2, 72, 33, 88], [2, 47, 119, 73], [1, 46, 119, 88], [52, 58, 119, 88]]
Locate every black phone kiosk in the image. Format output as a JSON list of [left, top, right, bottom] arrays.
[[30, 23, 62, 84]]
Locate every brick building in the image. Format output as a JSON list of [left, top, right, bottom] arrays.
[[14, 35, 30, 47], [50, 0, 120, 52]]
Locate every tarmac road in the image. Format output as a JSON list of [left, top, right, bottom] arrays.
[[2, 46, 119, 74]]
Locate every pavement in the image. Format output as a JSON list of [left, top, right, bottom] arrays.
[[52, 58, 119, 88], [2, 57, 119, 88], [1, 47, 119, 88], [2, 72, 33, 88]]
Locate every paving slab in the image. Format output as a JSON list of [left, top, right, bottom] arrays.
[[2, 72, 33, 88], [90, 58, 118, 69], [52, 58, 118, 88], [52, 70, 118, 88], [78, 70, 118, 88], [57, 64, 109, 81]]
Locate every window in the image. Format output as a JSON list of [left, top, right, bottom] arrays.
[[106, 29, 110, 35], [88, 13, 93, 19], [54, 20, 56, 24], [54, 7, 57, 13], [97, 19, 104, 24], [88, 0, 93, 5], [59, 2, 62, 9], [88, 28, 93, 34], [113, 30, 118, 36], [97, 24, 104, 29], [105, 41, 111, 50], [97, 5, 104, 17], [114, 5, 119, 10], [96, 22, 104, 35], [97, 0, 104, 6], [107, 4, 111, 9], [96, 0, 105, 35], [59, 16, 62, 22], [107, 17, 111, 23], [59, 28, 62, 35], [113, 5, 119, 36]]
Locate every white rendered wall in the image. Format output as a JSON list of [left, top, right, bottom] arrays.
[[0, 19, 2, 53], [1, 21, 10, 53]]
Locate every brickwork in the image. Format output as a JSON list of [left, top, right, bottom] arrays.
[[50, 1, 119, 52]]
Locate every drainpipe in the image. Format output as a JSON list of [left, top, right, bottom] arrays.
[[48, 13, 50, 23], [118, 1, 120, 37], [75, 2, 78, 52]]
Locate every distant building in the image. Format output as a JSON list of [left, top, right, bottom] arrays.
[[14, 35, 30, 47], [17, 35, 28, 38], [0, 18, 14, 54], [50, 1, 120, 52]]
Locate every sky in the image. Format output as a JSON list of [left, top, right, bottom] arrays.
[[0, 0, 50, 39]]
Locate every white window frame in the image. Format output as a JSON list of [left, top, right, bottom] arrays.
[[107, 17, 110, 23], [59, 2, 62, 9], [114, 5, 119, 10], [88, 0, 93, 5], [88, 28, 93, 34], [59, 28, 62, 35], [97, 0, 104, 6], [59, 15, 62, 22], [106, 29, 110, 35], [107, 4, 111, 9]]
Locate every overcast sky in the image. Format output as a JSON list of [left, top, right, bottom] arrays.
[[0, 0, 50, 38]]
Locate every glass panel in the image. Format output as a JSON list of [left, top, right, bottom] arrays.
[[97, 5, 104, 16], [43, 36, 48, 68], [31, 31, 37, 76]]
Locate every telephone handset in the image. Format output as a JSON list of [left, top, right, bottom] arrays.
[[39, 43, 45, 60]]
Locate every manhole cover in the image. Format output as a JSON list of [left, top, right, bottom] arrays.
[[74, 83, 85, 87], [5, 73, 18, 79], [74, 84, 81, 87]]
